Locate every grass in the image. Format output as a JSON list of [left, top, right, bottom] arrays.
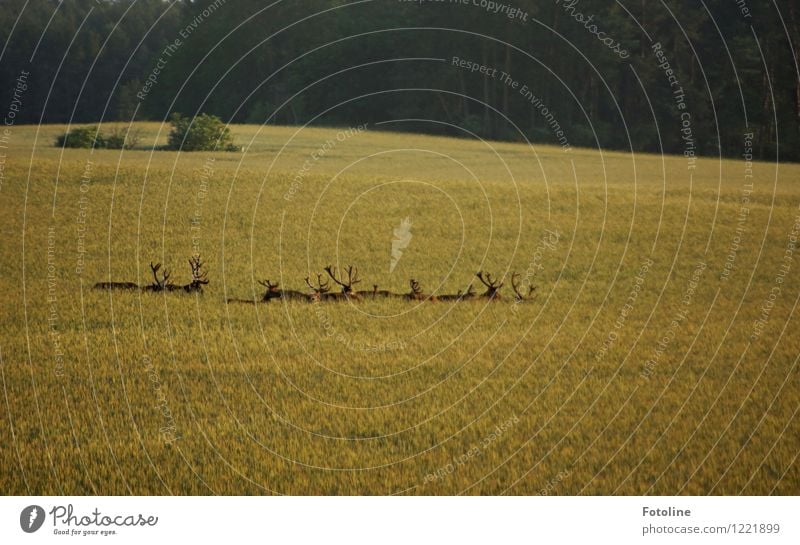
[[0, 122, 798, 495]]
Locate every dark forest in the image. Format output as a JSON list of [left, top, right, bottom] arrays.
[[1, 0, 798, 160]]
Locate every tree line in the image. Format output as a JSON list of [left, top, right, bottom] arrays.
[[1, 0, 798, 161]]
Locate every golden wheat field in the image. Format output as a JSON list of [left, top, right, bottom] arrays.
[[0, 122, 798, 495]]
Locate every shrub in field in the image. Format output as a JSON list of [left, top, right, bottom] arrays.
[[55, 126, 105, 148], [103, 131, 125, 149], [104, 126, 142, 150], [55, 125, 142, 149], [166, 113, 238, 151]]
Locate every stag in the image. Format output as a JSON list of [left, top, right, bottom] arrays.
[[324, 264, 361, 299], [257, 279, 308, 302], [404, 279, 437, 302], [257, 279, 281, 301], [511, 272, 536, 302], [438, 283, 476, 302], [305, 273, 333, 301], [225, 280, 274, 304], [225, 278, 299, 304], [475, 271, 503, 300], [144, 262, 176, 292], [183, 255, 209, 293]]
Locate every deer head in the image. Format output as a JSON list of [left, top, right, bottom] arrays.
[[324, 264, 361, 296], [511, 272, 535, 302], [406, 278, 436, 301], [305, 273, 331, 300], [476, 271, 504, 300]]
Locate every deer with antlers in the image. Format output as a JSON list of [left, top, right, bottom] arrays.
[[404, 279, 437, 302], [182, 255, 209, 293], [225, 278, 303, 304], [511, 272, 536, 302], [257, 279, 282, 301], [258, 279, 308, 302], [324, 264, 361, 300], [305, 273, 334, 301], [475, 271, 504, 300], [143, 262, 177, 292]]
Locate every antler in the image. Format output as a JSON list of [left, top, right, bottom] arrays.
[[345, 265, 361, 287], [188, 255, 209, 285], [305, 273, 330, 294], [476, 271, 504, 299], [324, 265, 343, 288], [150, 262, 172, 290], [150, 262, 161, 287], [511, 272, 523, 300], [258, 279, 279, 291], [476, 271, 503, 288], [319, 274, 331, 293], [510, 272, 535, 300], [324, 264, 360, 292]]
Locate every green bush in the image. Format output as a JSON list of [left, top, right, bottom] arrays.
[[55, 126, 105, 148], [103, 133, 125, 149], [104, 126, 141, 150], [55, 125, 142, 150], [166, 113, 238, 151], [54, 118, 237, 152]]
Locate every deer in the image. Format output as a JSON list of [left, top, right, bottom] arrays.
[[225, 279, 275, 304], [224, 278, 299, 304], [437, 283, 477, 302], [404, 279, 437, 302], [257, 279, 282, 301], [258, 279, 308, 302], [305, 273, 333, 301], [511, 272, 536, 302], [182, 255, 209, 293], [475, 271, 503, 300], [324, 264, 361, 300], [143, 262, 176, 292]]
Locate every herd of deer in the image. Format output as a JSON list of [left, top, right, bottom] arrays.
[[94, 256, 537, 303], [93, 255, 209, 293]]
